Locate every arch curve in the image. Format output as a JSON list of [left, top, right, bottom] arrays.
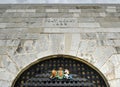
[[11, 54, 110, 87]]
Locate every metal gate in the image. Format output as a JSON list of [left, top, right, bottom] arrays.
[[12, 55, 109, 87]]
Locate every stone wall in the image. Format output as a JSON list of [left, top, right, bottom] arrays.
[[0, 4, 120, 87]]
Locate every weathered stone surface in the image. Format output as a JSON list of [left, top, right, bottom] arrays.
[[106, 6, 116, 12], [46, 9, 58, 12], [0, 68, 14, 81], [100, 60, 115, 80], [115, 47, 120, 54], [0, 4, 120, 87], [77, 40, 96, 63], [0, 40, 20, 46], [6, 9, 36, 12], [0, 47, 7, 55], [0, 80, 11, 87], [79, 23, 100, 28], [115, 65, 120, 78], [100, 22, 120, 28], [92, 46, 117, 68], [109, 79, 120, 87], [12, 54, 37, 69], [0, 55, 19, 74], [48, 34, 65, 54], [69, 9, 81, 12], [34, 34, 49, 52]]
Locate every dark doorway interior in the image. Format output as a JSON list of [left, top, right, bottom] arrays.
[[12, 55, 109, 87]]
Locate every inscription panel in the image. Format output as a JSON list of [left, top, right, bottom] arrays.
[[44, 18, 78, 27]]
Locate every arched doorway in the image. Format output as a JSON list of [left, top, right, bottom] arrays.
[[11, 55, 109, 87]]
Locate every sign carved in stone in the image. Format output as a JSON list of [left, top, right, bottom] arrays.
[[44, 18, 78, 27]]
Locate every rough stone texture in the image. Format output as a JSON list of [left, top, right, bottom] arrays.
[[0, 4, 120, 87]]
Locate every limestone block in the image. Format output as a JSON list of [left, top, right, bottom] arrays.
[[105, 32, 120, 39], [92, 46, 117, 68], [97, 32, 120, 40], [34, 34, 49, 52], [0, 68, 14, 81], [78, 18, 95, 22], [6, 23, 27, 28], [49, 34, 65, 54], [45, 13, 73, 18], [79, 23, 100, 28], [65, 34, 72, 53], [77, 40, 96, 63], [103, 40, 120, 46], [73, 13, 79, 17], [70, 34, 81, 51], [0, 23, 6, 28], [99, 12, 106, 17], [109, 79, 120, 87], [0, 55, 3, 67], [115, 65, 120, 78], [80, 33, 97, 39], [79, 13, 99, 17], [77, 40, 96, 54], [23, 40, 36, 53], [100, 60, 115, 80], [100, 22, 120, 28], [106, 6, 116, 12], [0, 80, 11, 87], [0, 33, 41, 40], [6, 47, 18, 57], [28, 22, 43, 28], [12, 54, 37, 69], [6, 9, 36, 12], [69, 9, 81, 12], [1, 55, 19, 74], [46, 9, 58, 12], [0, 28, 28, 35], [0, 40, 20, 46], [0, 47, 7, 55], [113, 40, 120, 46]]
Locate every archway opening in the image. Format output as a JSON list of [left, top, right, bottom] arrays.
[[12, 55, 109, 87]]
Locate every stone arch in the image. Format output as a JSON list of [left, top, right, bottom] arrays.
[[11, 54, 110, 87]]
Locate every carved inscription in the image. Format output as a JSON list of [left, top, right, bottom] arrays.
[[44, 18, 78, 27]]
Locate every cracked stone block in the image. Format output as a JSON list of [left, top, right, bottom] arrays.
[[12, 54, 37, 69], [100, 60, 115, 80], [92, 46, 117, 68], [109, 54, 120, 67], [1, 55, 18, 74]]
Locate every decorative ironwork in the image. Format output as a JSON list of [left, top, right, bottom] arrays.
[[12, 55, 109, 87]]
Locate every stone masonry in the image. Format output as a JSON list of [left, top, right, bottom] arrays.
[[0, 4, 120, 87]]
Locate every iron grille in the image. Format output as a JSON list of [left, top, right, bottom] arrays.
[[13, 57, 109, 87]]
